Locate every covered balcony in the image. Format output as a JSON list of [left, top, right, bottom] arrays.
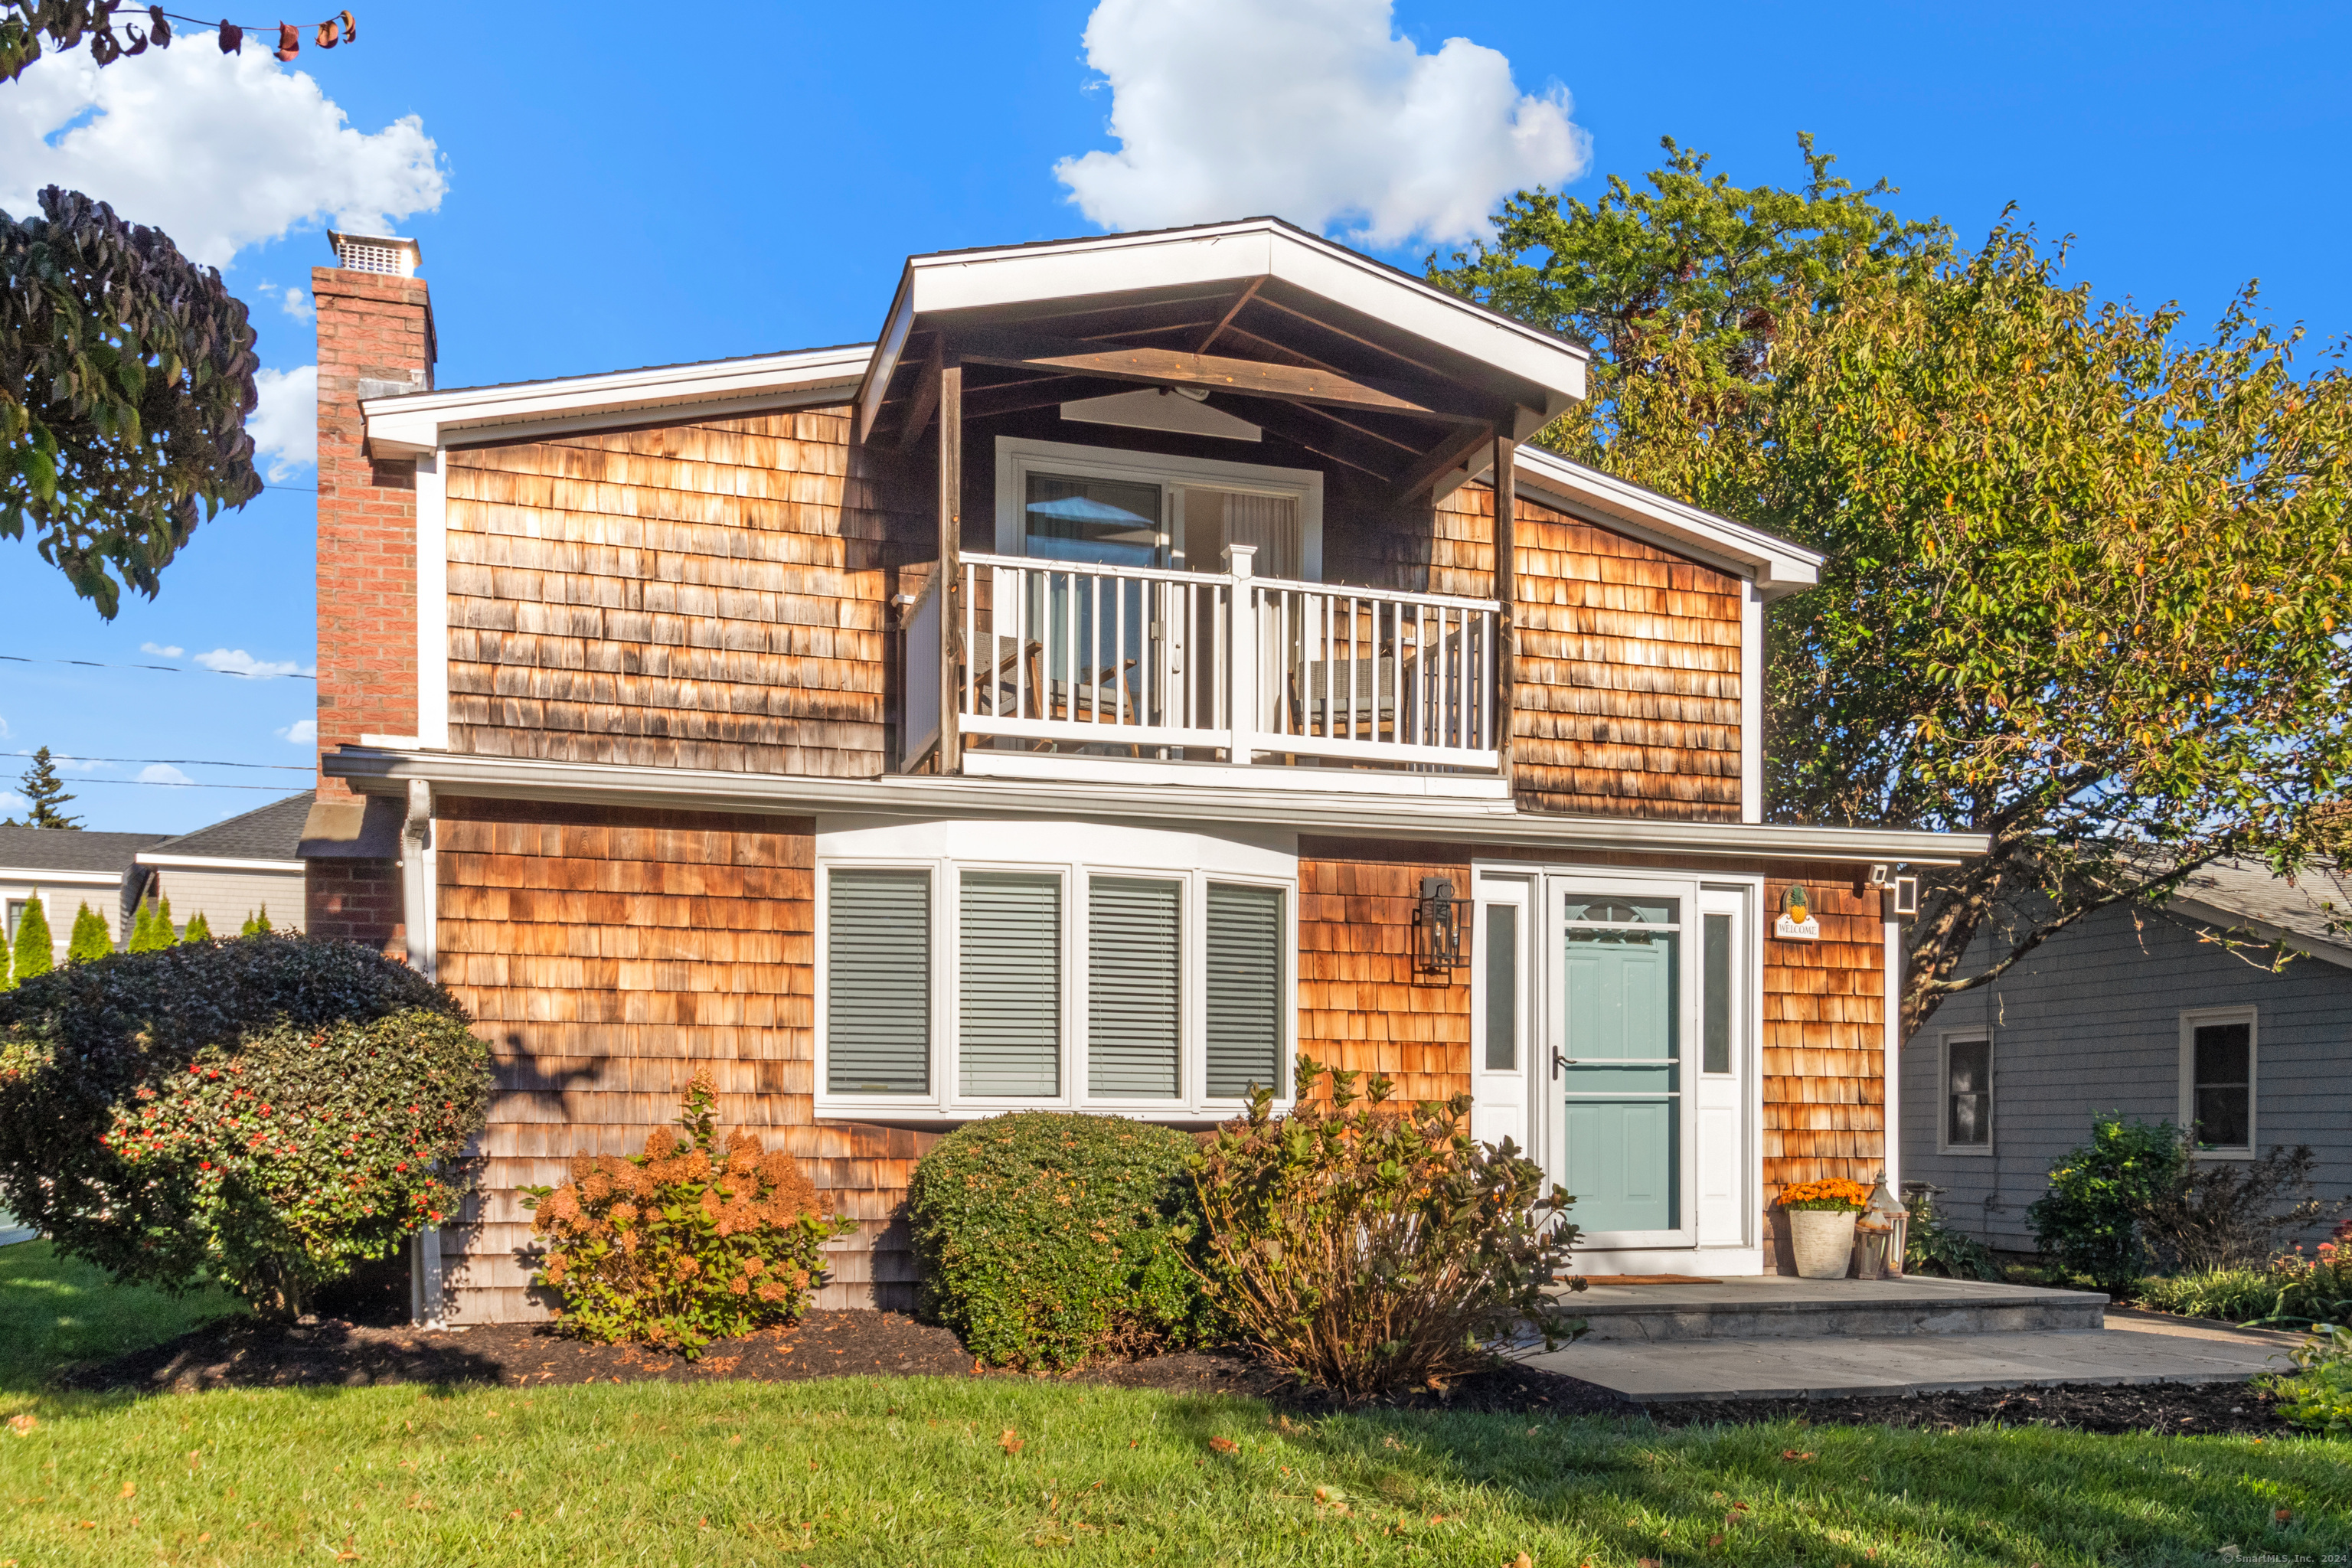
[[850, 219, 1589, 789]]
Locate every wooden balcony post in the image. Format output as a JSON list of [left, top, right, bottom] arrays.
[[1223, 543, 1256, 766], [938, 355, 962, 775], [1492, 433, 1517, 788]]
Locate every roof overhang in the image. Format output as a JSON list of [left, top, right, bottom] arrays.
[[324, 746, 1986, 867], [1511, 447, 1822, 600], [135, 852, 308, 874], [2163, 895, 2352, 970], [0, 867, 126, 887], [363, 345, 874, 459], [854, 218, 1589, 451]]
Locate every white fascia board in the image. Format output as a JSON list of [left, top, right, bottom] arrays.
[[323, 747, 1987, 867], [1511, 446, 1823, 599], [889, 220, 1588, 409], [0, 867, 127, 887], [364, 345, 874, 458], [135, 853, 308, 874]]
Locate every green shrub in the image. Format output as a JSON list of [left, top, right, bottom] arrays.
[[0, 933, 491, 1318], [1904, 1184, 2001, 1281], [126, 898, 169, 953], [908, 1110, 1208, 1370], [66, 901, 110, 964], [2027, 1114, 2186, 1290], [2134, 1138, 2334, 1272], [10, 897, 51, 982], [1191, 1058, 1584, 1403], [2135, 1243, 2352, 1328], [181, 911, 212, 943], [2261, 1325, 2352, 1436], [238, 906, 274, 937], [524, 1073, 851, 1358]]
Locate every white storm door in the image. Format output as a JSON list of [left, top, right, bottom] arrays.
[[1469, 875, 1532, 1155], [1694, 887, 1750, 1246]]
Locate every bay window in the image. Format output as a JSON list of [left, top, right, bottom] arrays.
[[816, 820, 1295, 1121]]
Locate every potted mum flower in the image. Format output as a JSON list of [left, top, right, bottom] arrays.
[[1779, 1178, 1875, 1279]]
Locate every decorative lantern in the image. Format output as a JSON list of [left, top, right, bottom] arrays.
[[1852, 1171, 1909, 1279], [1413, 877, 1467, 977]]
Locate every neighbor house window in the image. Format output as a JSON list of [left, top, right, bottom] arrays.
[[1942, 1036, 1992, 1152], [818, 850, 1292, 1119], [2, 899, 24, 943], [2182, 1008, 2256, 1155]]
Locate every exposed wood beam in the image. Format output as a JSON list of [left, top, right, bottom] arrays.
[[1492, 433, 1517, 790], [893, 338, 944, 451], [938, 359, 963, 777], [1214, 321, 1348, 375], [1197, 277, 1266, 354], [1390, 420, 1494, 505], [1248, 292, 1557, 429], [947, 327, 1499, 426], [1204, 395, 1399, 482]]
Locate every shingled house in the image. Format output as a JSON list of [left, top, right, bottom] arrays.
[[300, 221, 1981, 1323]]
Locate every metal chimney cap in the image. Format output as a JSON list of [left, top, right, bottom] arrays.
[[326, 230, 423, 277]]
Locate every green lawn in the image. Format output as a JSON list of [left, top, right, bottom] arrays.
[[0, 1377, 2341, 1566], [0, 1240, 239, 1393], [0, 1241, 2343, 1566]]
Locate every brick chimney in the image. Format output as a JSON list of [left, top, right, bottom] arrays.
[[300, 231, 434, 947]]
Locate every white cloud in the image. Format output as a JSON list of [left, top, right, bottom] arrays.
[[1054, 0, 1589, 249], [137, 763, 194, 786], [0, 791, 24, 816], [0, 34, 446, 269], [0, 713, 9, 739], [277, 718, 317, 745], [194, 648, 305, 678], [249, 365, 318, 482], [140, 641, 185, 658], [254, 279, 315, 324]]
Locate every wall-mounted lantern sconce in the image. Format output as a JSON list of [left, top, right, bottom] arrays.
[[1413, 877, 1467, 978]]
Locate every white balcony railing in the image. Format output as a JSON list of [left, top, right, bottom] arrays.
[[906, 546, 1499, 772]]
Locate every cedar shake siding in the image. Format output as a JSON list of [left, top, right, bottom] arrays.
[[1298, 845, 1478, 1106], [444, 411, 925, 776], [437, 407, 1745, 816], [430, 796, 930, 1321]]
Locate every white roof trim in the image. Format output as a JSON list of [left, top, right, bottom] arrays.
[[1510, 446, 1823, 599], [135, 853, 308, 874], [323, 747, 1986, 867], [858, 220, 1590, 442], [2164, 896, 2352, 969], [363, 345, 874, 458], [0, 867, 126, 887]]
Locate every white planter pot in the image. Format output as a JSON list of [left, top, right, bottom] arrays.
[[1788, 1208, 1858, 1280]]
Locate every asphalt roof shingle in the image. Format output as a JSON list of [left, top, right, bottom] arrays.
[[0, 825, 169, 874], [2167, 857, 2352, 961], [141, 793, 314, 863]]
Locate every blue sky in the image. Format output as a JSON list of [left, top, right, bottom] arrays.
[[3, 0, 2346, 831]]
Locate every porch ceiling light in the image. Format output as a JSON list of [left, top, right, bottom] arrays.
[[1413, 876, 1467, 978]]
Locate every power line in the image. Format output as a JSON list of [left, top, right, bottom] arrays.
[[9, 752, 313, 773], [0, 654, 314, 681], [31, 778, 305, 792]]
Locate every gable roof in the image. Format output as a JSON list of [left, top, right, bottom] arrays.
[[0, 825, 168, 877], [135, 793, 314, 867], [2165, 858, 2352, 968]]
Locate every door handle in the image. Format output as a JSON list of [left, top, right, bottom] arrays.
[[1551, 1050, 1573, 1080]]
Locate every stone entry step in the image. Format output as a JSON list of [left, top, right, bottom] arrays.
[[1553, 1275, 2107, 1343]]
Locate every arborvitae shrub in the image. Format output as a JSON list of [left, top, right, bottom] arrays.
[[127, 900, 169, 953], [11, 898, 52, 982], [524, 1072, 850, 1357], [0, 933, 492, 1317], [182, 911, 213, 943], [907, 1111, 1209, 1370], [239, 906, 275, 937], [65, 902, 110, 964]]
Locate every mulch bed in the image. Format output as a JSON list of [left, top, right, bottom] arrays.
[[51, 1311, 2297, 1435]]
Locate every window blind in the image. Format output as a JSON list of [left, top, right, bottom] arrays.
[[1088, 877, 1182, 1098], [826, 868, 930, 1094], [959, 871, 1062, 1097], [1205, 882, 1283, 1098]]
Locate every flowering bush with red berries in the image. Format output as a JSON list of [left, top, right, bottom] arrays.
[[0, 933, 491, 1318]]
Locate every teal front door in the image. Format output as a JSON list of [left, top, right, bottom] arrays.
[[1560, 899, 1681, 1235]]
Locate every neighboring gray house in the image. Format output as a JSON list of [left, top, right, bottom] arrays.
[[128, 793, 311, 939], [1901, 860, 2352, 1252], [0, 826, 168, 965]]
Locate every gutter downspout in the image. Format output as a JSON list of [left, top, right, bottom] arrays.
[[399, 776, 446, 1328]]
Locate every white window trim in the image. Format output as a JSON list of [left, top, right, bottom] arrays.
[[1936, 1031, 1994, 1157], [2180, 1004, 2258, 1159], [814, 819, 1298, 1123], [993, 434, 1325, 578]]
